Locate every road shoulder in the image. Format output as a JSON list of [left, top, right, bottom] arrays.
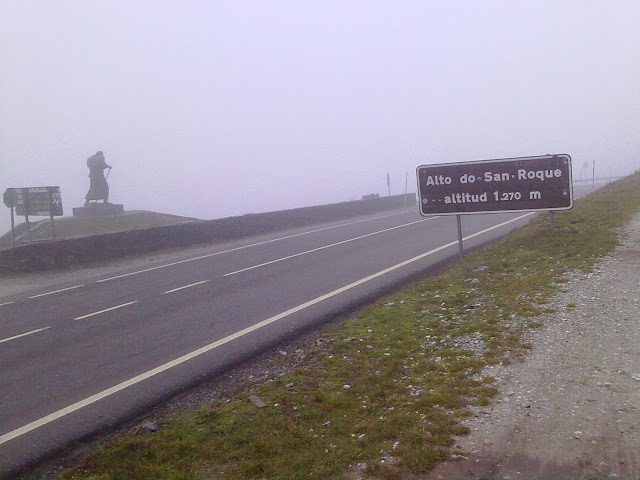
[[425, 213, 640, 479]]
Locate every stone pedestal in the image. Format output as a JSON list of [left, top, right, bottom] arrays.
[[72, 203, 125, 217]]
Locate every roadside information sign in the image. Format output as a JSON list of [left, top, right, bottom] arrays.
[[417, 154, 573, 216], [3, 186, 63, 217], [3, 186, 63, 245]]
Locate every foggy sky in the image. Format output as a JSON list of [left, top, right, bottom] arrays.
[[1, 1, 639, 234]]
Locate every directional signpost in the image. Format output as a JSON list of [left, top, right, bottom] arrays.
[[3, 186, 63, 246], [417, 154, 573, 257]]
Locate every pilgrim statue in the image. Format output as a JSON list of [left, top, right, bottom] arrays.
[[84, 151, 112, 206]]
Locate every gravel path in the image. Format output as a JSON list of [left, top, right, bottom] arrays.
[[423, 213, 640, 480]]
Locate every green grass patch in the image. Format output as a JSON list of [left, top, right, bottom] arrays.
[[58, 173, 640, 480], [4, 212, 200, 242]]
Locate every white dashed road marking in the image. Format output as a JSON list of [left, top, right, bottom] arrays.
[[73, 301, 139, 321], [0, 326, 51, 345], [163, 280, 210, 294], [28, 285, 85, 299]]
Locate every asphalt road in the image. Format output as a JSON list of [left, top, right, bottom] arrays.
[[0, 207, 539, 476]]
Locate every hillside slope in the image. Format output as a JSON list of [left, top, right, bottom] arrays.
[[0, 211, 200, 248]]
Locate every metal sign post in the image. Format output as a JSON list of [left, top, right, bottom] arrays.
[[25, 214, 32, 243], [417, 154, 574, 258], [456, 214, 464, 259], [10, 205, 15, 248], [23, 189, 32, 243], [49, 186, 57, 240], [403, 172, 408, 207]]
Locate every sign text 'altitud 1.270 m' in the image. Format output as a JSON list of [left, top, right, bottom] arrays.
[[416, 154, 573, 216]]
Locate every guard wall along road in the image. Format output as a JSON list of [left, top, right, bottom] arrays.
[[417, 155, 573, 216]]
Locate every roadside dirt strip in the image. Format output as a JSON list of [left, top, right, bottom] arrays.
[[424, 214, 640, 480]]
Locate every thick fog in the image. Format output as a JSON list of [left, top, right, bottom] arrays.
[[1, 1, 639, 234]]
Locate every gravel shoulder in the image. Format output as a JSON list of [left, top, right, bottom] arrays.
[[424, 213, 640, 480]]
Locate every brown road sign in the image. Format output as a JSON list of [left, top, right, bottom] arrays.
[[3, 186, 63, 216], [417, 154, 573, 216]]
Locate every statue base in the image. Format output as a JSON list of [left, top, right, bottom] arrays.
[[72, 203, 125, 217]]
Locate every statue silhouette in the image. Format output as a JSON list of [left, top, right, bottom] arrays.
[[84, 151, 112, 206]]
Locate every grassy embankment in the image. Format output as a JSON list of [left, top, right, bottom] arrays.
[[0, 212, 198, 244], [58, 173, 640, 480]]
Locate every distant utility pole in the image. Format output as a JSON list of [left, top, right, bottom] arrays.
[[387, 172, 391, 196], [583, 160, 589, 183], [592, 160, 595, 187]]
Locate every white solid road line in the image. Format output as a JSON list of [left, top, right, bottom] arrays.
[[28, 285, 85, 299], [465, 213, 534, 240], [95, 209, 414, 283], [163, 280, 210, 294], [224, 216, 439, 277], [0, 212, 532, 447], [0, 302, 15, 307], [0, 326, 52, 345], [73, 301, 139, 321]]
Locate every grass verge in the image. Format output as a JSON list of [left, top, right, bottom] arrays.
[[57, 173, 640, 480]]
